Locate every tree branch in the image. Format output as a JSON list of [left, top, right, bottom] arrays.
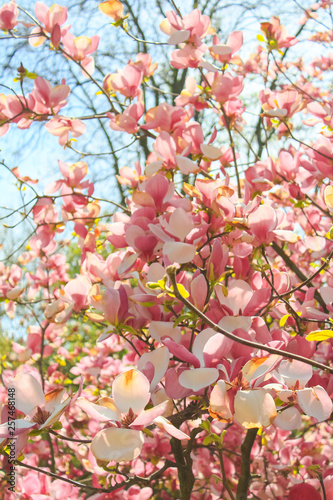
[[236, 428, 258, 500], [166, 266, 333, 373]]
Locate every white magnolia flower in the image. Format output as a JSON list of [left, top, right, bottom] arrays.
[[77, 368, 189, 463]]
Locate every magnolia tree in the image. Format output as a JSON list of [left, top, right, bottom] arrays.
[[0, 0, 333, 499]]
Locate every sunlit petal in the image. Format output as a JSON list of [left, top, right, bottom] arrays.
[[112, 369, 150, 414], [297, 386, 333, 421], [234, 389, 277, 428], [91, 427, 144, 462], [274, 406, 302, 430], [10, 373, 44, 415], [76, 397, 121, 422]]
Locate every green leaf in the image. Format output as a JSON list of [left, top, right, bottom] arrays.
[[52, 421, 63, 430], [168, 283, 189, 299], [173, 312, 193, 327], [200, 421, 211, 433], [25, 71, 37, 79], [146, 282, 161, 290], [306, 330, 333, 341], [326, 226, 333, 240], [203, 435, 215, 446], [279, 314, 291, 327], [29, 429, 43, 437], [139, 301, 157, 307], [142, 428, 154, 438]]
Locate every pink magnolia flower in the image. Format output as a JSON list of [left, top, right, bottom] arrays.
[[132, 53, 158, 78], [160, 10, 210, 69], [148, 206, 197, 264], [205, 239, 229, 281], [35, 2, 68, 33], [210, 31, 243, 64], [62, 32, 100, 74], [214, 278, 271, 333], [260, 16, 298, 49], [174, 76, 209, 110], [44, 160, 92, 194], [163, 328, 233, 393], [107, 101, 144, 134], [30, 2, 68, 47], [210, 72, 244, 103], [99, 0, 124, 21], [45, 115, 86, 146], [33, 76, 70, 113], [261, 89, 304, 118], [45, 275, 92, 323], [104, 64, 143, 98], [0, 372, 72, 457], [0, 0, 18, 31], [248, 203, 299, 246], [160, 9, 210, 45], [273, 360, 333, 430], [301, 136, 333, 180], [77, 369, 189, 462], [141, 103, 187, 133], [209, 356, 278, 428]]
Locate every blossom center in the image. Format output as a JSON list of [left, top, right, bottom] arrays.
[[120, 407, 137, 427], [32, 406, 51, 425]]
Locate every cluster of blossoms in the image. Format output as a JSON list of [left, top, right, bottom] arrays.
[[0, 1, 333, 499]]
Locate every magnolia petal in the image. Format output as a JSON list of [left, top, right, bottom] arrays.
[[10, 372, 44, 415], [91, 427, 144, 462], [278, 359, 312, 389], [203, 333, 233, 368], [40, 397, 72, 429], [162, 337, 200, 368], [163, 241, 196, 264], [178, 367, 219, 391], [168, 29, 190, 45], [192, 328, 217, 366], [112, 369, 150, 414], [297, 386, 333, 421], [273, 229, 300, 243], [76, 397, 121, 422], [154, 415, 189, 440], [130, 401, 169, 428], [210, 44, 233, 56], [234, 389, 277, 428], [44, 387, 66, 412], [209, 380, 233, 422], [200, 144, 222, 160], [149, 321, 182, 343], [324, 185, 333, 213], [0, 418, 37, 438], [276, 389, 294, 403], [242, 355, 280, 385], [274, 406, 302, 431], [99, 0, 124, 21], [218, 315, 252, 333], [199, 60, 217, 72], [264, 109, 288, 117], [145, 160, 163, 177], [137, 346, 170, 391], [176, 156, 200, 174]]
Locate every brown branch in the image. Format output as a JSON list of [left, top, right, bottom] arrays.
[[166, 266, 333, 373], [236, 428, 258, 500], [218, 448, 236, 500], [273, 250, 333, 299], [271, 241, 328, 311]]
